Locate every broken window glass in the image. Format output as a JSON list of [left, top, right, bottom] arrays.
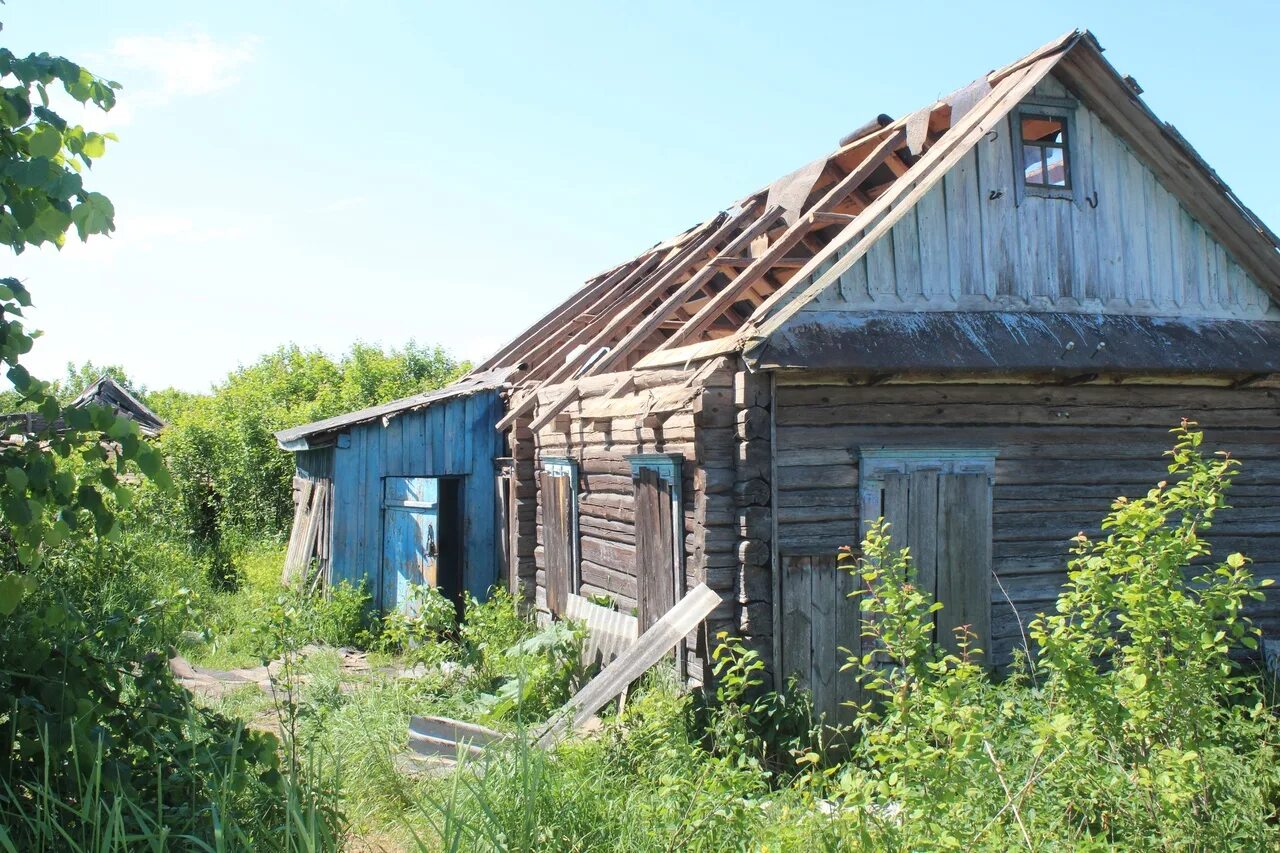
[[1021, 115, 1069, 188]]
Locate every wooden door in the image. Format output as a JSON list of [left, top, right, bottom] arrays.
[[634, 467, 678, 631], [381, 477, 439, 613], [541, 465, 575, 616]]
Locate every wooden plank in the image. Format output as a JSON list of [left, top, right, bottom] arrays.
[[833, 557, 861, 722], [974, 114, 1017, 300], [809, 553, 838, 720], [780, 556, 813, 686], [542, 471, 571, 615], [535, 583, 721, 747], [907, 469, 940, 602], [943, 147, 982, 298], [937, 473, 993, 663], [881, 472, 909, 544]]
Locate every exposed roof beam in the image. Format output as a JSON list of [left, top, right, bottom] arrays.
[[654, 129, 908, 351], [747, 50, 1069, 342]]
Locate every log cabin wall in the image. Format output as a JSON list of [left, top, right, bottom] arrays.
[[508, 410, 538, 604], [529, 359, 738, 683], [772, 375, 1280, 671]]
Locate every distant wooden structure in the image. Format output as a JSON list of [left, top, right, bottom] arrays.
[[0, 374, 166, 438], [275, 369, 513, 608], [469, 30, 1280, 720]]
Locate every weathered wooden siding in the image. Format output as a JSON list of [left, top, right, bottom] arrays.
[[773, 377, 1280, 668], [328, 390, 506, 604], [530, 361, 738, 683], [803, 74, 1277, 320]]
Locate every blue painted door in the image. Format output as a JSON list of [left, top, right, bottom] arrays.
[[382, 477, 439, 612]]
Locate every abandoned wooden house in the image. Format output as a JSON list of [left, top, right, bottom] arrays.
[[274, 368, 513, 608], [0, 374, 166, 438], [280, 29, 1280, 721], [473, 29, 1280, 718]]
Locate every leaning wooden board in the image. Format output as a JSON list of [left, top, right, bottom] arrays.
[[535, 583, 720, 748]]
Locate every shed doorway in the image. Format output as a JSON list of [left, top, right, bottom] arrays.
[[381, 476, 462, 613]]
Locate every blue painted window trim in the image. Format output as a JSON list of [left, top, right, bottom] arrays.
[[543, 457, 581, 594]]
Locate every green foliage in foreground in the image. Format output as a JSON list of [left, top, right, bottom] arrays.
[[380, 425, 1280, 851]]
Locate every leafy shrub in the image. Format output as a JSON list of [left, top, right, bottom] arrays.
[[705, 633, 826, 776], [378, 582, 458, 661], [835, 422, 1280, 849], [475, 620, 585, 723]]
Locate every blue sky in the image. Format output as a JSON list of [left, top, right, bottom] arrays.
[[3, 1, 1278, 391]]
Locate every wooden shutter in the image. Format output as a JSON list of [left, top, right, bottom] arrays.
[[634, 467, 677, 631], [629, 455, 684, 633], [860, 451, 995, 664], [541, 464, 575, 616], [937, 473, 992, 659]]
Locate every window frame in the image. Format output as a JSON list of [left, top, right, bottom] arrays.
[[858, 447, 998, 537], [1011, 97, 1079, 205]]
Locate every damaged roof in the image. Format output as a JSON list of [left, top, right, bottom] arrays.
[[474, 29, 1280, 431]]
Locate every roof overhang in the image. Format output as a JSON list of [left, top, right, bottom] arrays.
[[273, 366, 518, 451], [749, 311, 1280, 376]]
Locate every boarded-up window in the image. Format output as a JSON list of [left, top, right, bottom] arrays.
[[859, 449, 996, 662], [629, 454, 683, 632], [541, 459, 578, 616]]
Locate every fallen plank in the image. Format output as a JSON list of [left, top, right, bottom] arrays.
[[534, 583, 721, 748], [409, 716, 507, 759]]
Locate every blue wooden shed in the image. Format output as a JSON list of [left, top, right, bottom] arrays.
[[275, 368, 514, 610]]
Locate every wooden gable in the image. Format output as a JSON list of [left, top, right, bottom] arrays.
[[788, 73, 1277, 322]]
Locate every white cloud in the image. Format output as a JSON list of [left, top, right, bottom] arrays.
[[33, 32, 260, 126], [105, 32, 258, 102]]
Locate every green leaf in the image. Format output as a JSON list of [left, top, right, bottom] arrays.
[[27, 124, 61, 158], [81, 133, 106, 159], [0, 573, 35, 616], [70, 191, 114, 241], [5, 467, 27, 493]]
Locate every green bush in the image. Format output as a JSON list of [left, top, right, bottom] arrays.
[[833, 422, 1280, 849]]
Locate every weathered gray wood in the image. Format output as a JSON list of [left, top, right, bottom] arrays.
[[907, 469, 940, 602], [804, 74, 1276, 322], [808, 553, 839, 719], [937, 474, 993, 662], [834, 559, 861, 723], [536, 583, 721, 747], [780, 556, 813, 686]]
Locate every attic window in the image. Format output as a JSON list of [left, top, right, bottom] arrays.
[[1021, 115, 1069, 188]]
